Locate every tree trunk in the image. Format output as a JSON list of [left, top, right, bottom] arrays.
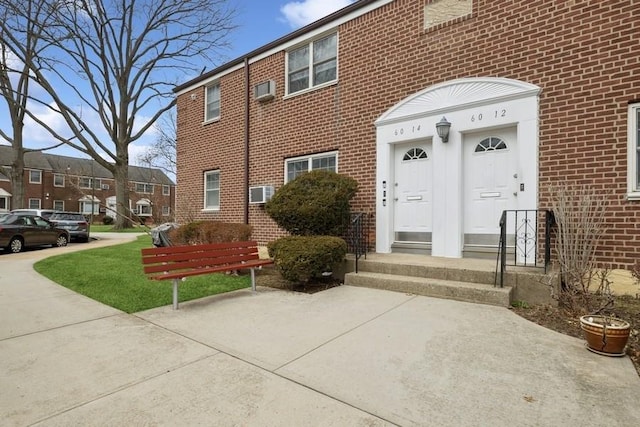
[[9, 138, 25, 210], [112, 154, 132, 229]]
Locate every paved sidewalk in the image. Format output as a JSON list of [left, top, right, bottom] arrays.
[[1, 234, 639, 426]]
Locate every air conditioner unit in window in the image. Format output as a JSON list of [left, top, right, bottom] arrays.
[[254, 80, 275, 102], [101, 184, 110, 190], [249, 185, 274, 204]]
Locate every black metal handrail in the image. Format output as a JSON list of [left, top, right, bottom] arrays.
[[346, 212, 369, 273], [495, 209, 553, 287]]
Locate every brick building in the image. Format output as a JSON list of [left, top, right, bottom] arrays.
[[0, 145, 175, 223], [174, 0, 639, 268]]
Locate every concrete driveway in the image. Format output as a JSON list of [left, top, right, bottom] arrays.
[[1, 233, 639, 426]]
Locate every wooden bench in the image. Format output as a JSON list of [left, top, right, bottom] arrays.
[[141, 240, 273, 310]]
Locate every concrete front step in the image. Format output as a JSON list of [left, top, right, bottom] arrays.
[[344, 271, 513, 307]]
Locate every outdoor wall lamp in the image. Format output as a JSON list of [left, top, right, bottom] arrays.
[[436, 117, 451, 143]]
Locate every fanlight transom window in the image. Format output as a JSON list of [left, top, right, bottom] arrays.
[[403, 147, 428, 161], [475, 137, 507, 153]]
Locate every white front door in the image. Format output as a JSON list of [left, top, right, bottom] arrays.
[[463, 128, 519, 249], [393, 141, 432, 244]]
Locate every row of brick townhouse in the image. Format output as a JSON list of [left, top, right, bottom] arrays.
[[0, 145, 175, 223], [174, 0, 640, 269]]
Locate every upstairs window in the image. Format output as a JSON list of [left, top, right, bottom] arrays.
[[79, 177, 101, 189], [628, 103, 640, 199], [205, 83, 220, 121], [53, 174, 65, 187], [136, 183, 154, 194], [287, 33, 337, 95], [162, 185, 170, 196], [29, 170, 42, 184]]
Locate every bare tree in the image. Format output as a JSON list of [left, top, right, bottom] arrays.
[[0, 0, 235, 227], [0, 1, 66, 209], [137, 109, 176, 177]]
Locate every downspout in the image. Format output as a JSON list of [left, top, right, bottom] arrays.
[[244, 57, 250, 224]]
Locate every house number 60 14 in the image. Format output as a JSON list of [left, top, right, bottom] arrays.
[[394, 125, 421, 136]]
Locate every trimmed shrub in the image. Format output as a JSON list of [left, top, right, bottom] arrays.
[[102, 216, 114, 225], [267, 236, 347, 283], [168, 221, 253, 245], [265, 170, 358, 236]]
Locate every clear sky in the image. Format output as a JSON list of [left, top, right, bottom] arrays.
[[0, 0, 356, 169]]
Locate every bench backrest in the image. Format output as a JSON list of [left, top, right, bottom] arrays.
[[141, 240, 261, 277]]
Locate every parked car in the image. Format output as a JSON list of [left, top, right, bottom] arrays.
[[0, 212, 11, 223], [48, 212, 90, 243], [10, 209, 56, 220], [0, 214, 69, 253]]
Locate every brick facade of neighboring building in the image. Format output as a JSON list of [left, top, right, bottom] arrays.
[[175, 0, 640, 268], [0, 146, 176, 223]]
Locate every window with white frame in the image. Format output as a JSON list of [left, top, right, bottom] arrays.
[[29, 170, 42, 184], [162, 206, 170, 216], [53, 200, 64, 211], [285, 151, 337, 183], [205, 83, 221, 121], [136, 199, 152, 216], [162, 185, 170, 196], [135, 183, 154, 194], [79, 197, 99, 214], [29, 198, 41, 209], [629, 103, 640, 199], [0, 196, 8, 211], [54, 174, 65, 187], [79, 177, 100, 189], [204, 170, 220, 210], [287, 33, 337, 95]]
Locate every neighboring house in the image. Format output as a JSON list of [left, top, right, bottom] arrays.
[[174, 0, 640, 269], [0, 145, 176, 223]]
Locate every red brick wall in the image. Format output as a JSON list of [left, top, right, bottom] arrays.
[[176, 0, 640, 268]]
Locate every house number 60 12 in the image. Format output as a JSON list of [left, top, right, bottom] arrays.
[[471, 109, 507, 122]]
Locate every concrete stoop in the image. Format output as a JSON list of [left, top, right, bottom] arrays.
[[342, 253, 551, 307], [345, 271, 512, 306]]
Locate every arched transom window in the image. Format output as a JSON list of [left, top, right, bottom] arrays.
[[475, 137, 507, 153], [403, 147, 428, 161]]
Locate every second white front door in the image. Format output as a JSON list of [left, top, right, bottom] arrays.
[[463, 127, 519, 248]]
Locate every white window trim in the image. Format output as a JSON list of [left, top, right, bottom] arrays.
[[79, 177, 100, 189], [53, 174, 65, 187], [162, 206, 170, 216], [28, 198, 41, 209], [29, 170, 42, 184], [162, 185, 170, 196], [203, 170, 221, 211], [53, 200, 65, 211], [135, 182, 154, 194], [284, 150, 339, 183], [628, 103, 640, 200], [285, 32, 339, 97], [203, 82, 221, 123]]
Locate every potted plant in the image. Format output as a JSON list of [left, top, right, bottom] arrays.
[[579, 314, 631, 356]]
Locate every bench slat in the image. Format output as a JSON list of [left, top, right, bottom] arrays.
[[141, 246, 259, 266], [148, 259, 274, 281], [143, 253, 260, 274], [141, 240, 259, 256]]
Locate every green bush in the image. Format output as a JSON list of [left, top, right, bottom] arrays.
[[168, 221, 253, 245], [102, 216, 114, 225], [267, 236, 347, 283], [265, 170, 358, 236]]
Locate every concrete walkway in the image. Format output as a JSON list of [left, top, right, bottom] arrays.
[[1, 233, 639, 426]]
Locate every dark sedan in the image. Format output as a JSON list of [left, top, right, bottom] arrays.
[[0, 214, 69, 253]]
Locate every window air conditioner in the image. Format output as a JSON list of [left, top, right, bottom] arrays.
[[254, 80, 275, 102], [101, 184, 110, 190], [249, 185, 274, 204]]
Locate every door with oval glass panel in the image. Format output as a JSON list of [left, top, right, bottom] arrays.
[[393, 141, 432, 253], [463, 128, 519, 257]]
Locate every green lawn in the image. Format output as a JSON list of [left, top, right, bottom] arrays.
[[89, 224, 150, 233], [34, 236, 251, 313]]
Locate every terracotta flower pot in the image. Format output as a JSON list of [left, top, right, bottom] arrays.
[[579, 315, 631, 357]]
